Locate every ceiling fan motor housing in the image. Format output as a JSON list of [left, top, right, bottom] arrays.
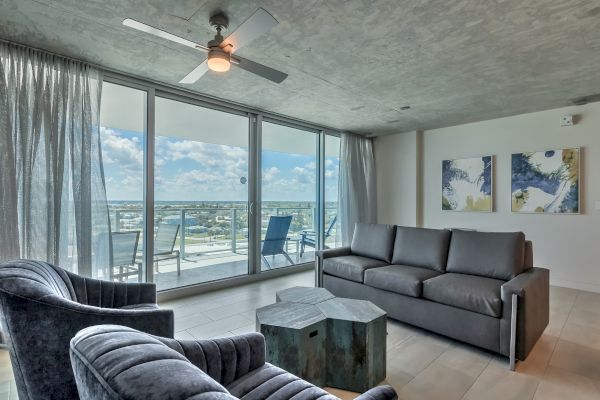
[[207, 47, 231, 72], [209, 12, 229, 31]]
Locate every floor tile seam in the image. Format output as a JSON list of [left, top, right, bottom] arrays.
[[396, 340, 454, 391]]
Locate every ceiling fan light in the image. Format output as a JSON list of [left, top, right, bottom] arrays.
[[207, 48, 231, 72]]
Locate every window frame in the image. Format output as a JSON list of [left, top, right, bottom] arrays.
[[102, 71, 343, 294]]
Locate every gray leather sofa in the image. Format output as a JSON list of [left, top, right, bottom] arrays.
[[0, 260, 174, 400], [317, 224, 549, 369], [70, 325, 398, 400]]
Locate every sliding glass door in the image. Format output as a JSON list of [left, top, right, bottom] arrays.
[[97, 75, 340, 290], [260, 121, 318, 271], [153, 96, 250, 290], [98, 82, 147, 282]]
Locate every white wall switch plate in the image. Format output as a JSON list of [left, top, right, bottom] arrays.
[[595, 201, 600, 211], [561, 115, 574, 126]]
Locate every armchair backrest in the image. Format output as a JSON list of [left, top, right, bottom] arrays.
[[70, 325, 238, 400], [0, 259, 75, 301]]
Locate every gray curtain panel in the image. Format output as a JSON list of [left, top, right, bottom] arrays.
[[0, 42, 110, 278], [339, 133, 377, 245]]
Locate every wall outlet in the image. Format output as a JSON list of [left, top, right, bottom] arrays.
[[561, 115, 574, 126]]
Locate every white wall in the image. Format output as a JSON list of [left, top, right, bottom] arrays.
[[375, 131, 420, 226], [376, 103, 600, 293]]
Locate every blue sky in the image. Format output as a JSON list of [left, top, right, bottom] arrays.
[[100, 127, 340, 202]]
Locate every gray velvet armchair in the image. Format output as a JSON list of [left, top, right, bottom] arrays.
[[70, 325, 398, 400], [0, 259, 174, 400]]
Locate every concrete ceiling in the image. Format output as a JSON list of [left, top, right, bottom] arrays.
[[1, 0, 600, 136]]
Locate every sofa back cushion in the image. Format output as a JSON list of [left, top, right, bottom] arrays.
[[351, 223, 396, 263], [392, 227, 451, 272], [446, 230, 526, 280]]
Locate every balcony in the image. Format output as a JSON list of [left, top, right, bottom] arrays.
[[109, 204, 338, 291]]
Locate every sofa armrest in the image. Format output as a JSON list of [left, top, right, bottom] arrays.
[[316, 246, 352, 259], [157, 332, 266, 387], [500, 267, 549, 361], [66, 270, 157, 307], [354, 384, 398, 400], [315, 246, 352, 287]]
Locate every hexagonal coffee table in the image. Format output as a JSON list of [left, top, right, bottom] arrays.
[[256, 286, 386, 392]]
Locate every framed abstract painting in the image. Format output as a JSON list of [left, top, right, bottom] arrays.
[[442, 156, 493, 212], [511, 148, 580, 213]]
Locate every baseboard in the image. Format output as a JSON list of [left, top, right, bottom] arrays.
[[157, 263, 314, 302], [550, 277, 600, 294]]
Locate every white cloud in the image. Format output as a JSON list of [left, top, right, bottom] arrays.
[[153, 139, 249, 200], [100, 127, 143, 171], [263, 166, 280, 183]]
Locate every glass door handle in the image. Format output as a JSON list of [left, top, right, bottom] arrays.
[[249, 202, 255, 215]]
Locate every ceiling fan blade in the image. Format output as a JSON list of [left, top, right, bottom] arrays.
[[232, 56, 287, 84], [221, 8, 278, 53], [123, 18, 208, 52], [179, 60, 209, 84]]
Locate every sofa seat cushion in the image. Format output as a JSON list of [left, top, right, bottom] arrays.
[[364, 265, 442, 297], [226, 363, 338, 400], [323, 256, 389, 283], [422, 273, 504, 317]]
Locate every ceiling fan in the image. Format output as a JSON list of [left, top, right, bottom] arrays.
[[122, 8, 287, 84]]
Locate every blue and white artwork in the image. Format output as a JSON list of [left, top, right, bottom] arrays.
[[511, 148, 579, 213], [442, 156, 493, 211]]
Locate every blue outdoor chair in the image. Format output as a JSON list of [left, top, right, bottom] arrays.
[[261, 215, 294, 269], [300, 215, 337, 257]]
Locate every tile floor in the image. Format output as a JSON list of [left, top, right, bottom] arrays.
[[1, 271, 599, 399]]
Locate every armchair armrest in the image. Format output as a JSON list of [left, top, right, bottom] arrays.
[[500, 267, 549, 362], [41, 295, 174, 338], [315, 246, 351, 287], [66, 270, 157, 307], [157, 332, 266, 387], [354, 384, 398, 400]]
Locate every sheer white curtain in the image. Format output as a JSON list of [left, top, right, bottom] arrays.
[[0, 42, 110, 278], [338, 132, 377, 245]]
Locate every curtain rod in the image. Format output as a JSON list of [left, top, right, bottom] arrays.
[[0, 37, 361, 137]]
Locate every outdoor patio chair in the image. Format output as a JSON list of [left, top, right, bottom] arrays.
[[261, 215, 294, 269], [109, 231, 142, 282], [154, 223, 181, 276], [300, 215, 337, 257]]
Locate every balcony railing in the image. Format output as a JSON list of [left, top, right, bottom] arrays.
[[110, 205, 338, 259]]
